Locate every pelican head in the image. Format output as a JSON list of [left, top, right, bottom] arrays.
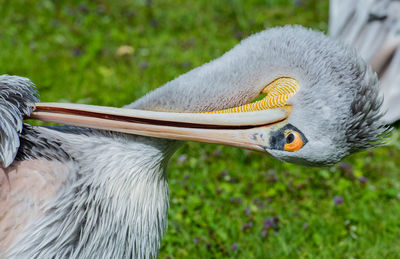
[[31, 26, 389, 166], [259, 28, 388, 165]]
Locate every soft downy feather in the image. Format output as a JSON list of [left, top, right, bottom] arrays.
[[6, 127, 180, 258]]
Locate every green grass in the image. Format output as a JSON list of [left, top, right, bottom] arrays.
[[1, 0, 400, 258]]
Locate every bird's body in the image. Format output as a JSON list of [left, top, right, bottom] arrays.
[[1, 126, 175, 258], [0, 26, 388, 258]]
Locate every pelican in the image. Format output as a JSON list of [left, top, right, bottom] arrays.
[[0, 26, 389, 258]]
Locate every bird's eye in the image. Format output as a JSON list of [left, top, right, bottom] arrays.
[[286, 133, 295, 144], [284, 131, 303, 152]]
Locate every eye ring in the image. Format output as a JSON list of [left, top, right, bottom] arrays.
[[284, 131, 303, 152]]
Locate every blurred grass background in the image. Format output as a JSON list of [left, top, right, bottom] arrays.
[[1, 0, 400, 258]]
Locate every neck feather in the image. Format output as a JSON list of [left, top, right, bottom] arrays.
[[128, 28, 311, 113], [7, 132, 180, 258]]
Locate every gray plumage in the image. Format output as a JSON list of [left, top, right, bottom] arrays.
[[134, 26, 387, 165], [0, 26, 389, 258], [0, 75, 38, 168], [330, 0, 400, 123]]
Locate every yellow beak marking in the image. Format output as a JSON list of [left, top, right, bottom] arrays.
[[205, 77, 299, 114]]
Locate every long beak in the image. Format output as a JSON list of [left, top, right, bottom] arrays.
[[29, 103, 291, 152]]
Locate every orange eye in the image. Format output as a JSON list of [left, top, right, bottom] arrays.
[[284, 131, 303, 152]]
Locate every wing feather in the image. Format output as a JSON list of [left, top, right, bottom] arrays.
[[330, 0, 400, 123], [0, 159, 74, 253]]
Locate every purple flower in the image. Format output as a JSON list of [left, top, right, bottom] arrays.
[[230, 177, 239, 183], [261, 229, 268, 238], [241, 221, 253, 231], [214, 149, 222, 157], [230, 197, 242, 204], [244, 208, 250, 216], [338, 163, 354, 177], [139, 62, 149, 69], [177, 154, 187, 164], [73, 47, 83, 57], [231, 243, 238, 251], [334, 196, 344, 205], [264, 216, 279, 230], [294, 0, 304, 6], [78, 3, 89, 14], [253, 198, 264, 208], [264, 217, 274, 228], [358, 176, 368, 183], [262, 216, 280, 236]]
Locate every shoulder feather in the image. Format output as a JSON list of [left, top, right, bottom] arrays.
[[0, 75, 38, 167]]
